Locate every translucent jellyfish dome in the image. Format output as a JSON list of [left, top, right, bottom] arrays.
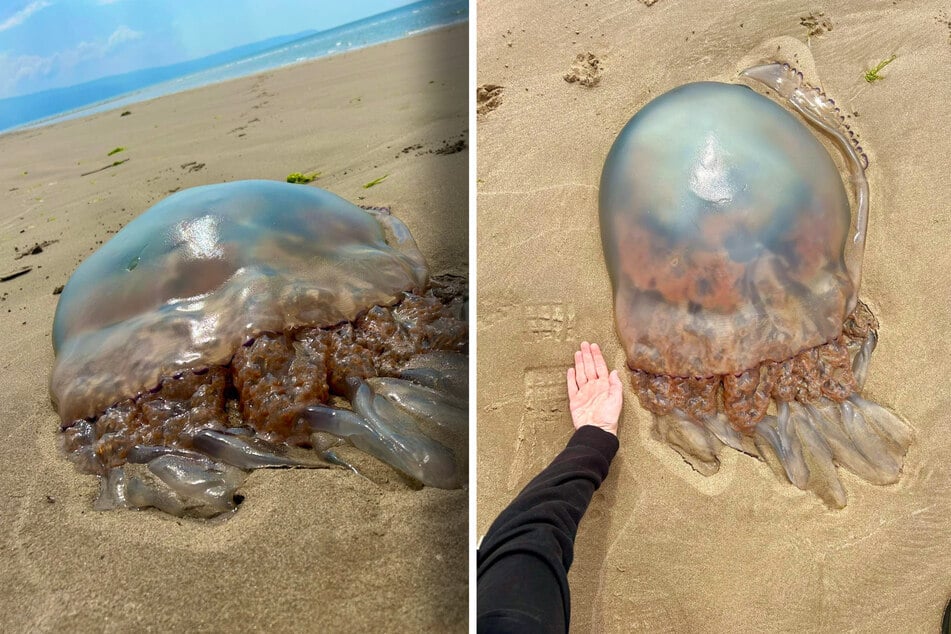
[[599, 81, 853, 378]]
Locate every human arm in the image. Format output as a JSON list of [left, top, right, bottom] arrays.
[[477, 342, 623, 633]]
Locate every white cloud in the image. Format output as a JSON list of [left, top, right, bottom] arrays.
[[0, 1, 52, 32], [0, 25, 144, 97], [107, 25, 142, 47]]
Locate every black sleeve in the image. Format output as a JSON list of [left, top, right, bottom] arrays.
[[476, 425, 620, 633]]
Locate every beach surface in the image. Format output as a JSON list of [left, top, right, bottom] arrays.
[[477, 2, 950, 632], [0, 24, 467, 632]]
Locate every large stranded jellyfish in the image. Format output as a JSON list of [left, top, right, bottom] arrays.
[[51, 180, 468, 518], [598, 64, 911, 508]]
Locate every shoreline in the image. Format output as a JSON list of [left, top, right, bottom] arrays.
[[0, 19, 468, 138]]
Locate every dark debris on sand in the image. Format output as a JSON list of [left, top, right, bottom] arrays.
[[1, 267, 32, 283], [14, 239, 58, 260], [395, 132, 467, 159], [181, 161, 206, 173]]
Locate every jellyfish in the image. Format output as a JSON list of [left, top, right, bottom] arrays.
[[51, 180, 468, 517], [598, 63, 911, 508]]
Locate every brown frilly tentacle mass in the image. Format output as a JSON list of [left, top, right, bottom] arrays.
[[62, 281, 467, 478]]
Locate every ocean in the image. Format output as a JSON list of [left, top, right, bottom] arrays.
[[0, 0, 467, 135]]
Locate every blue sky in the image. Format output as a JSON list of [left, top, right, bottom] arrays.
[[0, 0, 419, 98]]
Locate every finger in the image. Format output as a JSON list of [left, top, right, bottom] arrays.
[[581, 341, 596, 381], [566, 368, 579, 399], [591, 342, 609, 379], [574, 350, 587, 385], [608, 371, 624, 410], [608, 370, 623, 399]]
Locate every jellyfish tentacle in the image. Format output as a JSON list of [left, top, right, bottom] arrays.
[[95, 468, 129, 511], [126, 445, 211, 464], [189, 429, 334, 470], [837, 400, 900, 484], [399, 351, 469, 404], [752, 416, 790, 484], [753, 402, 810, 490], [652, 409, 722, 476], [317, 446, 364, 476], [701, 412, 753, 455], [800, 402, 891, 485], [776, 402, 810, 488], [147, 454, 247, 513], [124, 471, 189, 516], [850, 329, 878, 391], [298, 381, 460, 489], [367, 377, 468, 431], [353, 381, 461, 488], [96, 466, 189, 516], [95, 456, 247, 518], [847, 394, 914, 456], [297, 404, 370, 442], [791, 408, 848, 509]]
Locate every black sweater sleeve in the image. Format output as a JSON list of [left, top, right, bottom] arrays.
[[476, 425, 620, 633]]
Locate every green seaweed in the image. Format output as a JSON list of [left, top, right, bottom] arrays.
[[864, 55, 896, 82], [363, 174, 389, 189], [286, 171, 320, 184], [107, 147, 126, 156]]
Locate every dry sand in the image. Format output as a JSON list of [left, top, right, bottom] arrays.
[[0, 24, 468, 632], [477, 2, 950, 632]]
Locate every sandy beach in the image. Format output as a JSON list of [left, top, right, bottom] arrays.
[[477, 2, 950, 632], [0, 23, 467, 632]]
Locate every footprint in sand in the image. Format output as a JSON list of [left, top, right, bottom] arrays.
[[564, 53, 602, 87], [477, 84, 504, 115]]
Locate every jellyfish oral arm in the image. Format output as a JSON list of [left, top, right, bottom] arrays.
[[297, 389, 461, 490]]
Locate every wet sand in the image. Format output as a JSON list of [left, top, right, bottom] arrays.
[[0, 24, 468, 632], [477, 2, 950, 632]]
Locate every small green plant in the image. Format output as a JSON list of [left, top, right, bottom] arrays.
[[286, 171, 320, 184], [363, 174, 388, 189], [107, 147, 126, 156], [864, 55, 897, 82]]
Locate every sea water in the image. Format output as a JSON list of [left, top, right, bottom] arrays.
[[0, 0, 467, 134]]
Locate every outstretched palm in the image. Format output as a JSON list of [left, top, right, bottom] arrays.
[[566, 342, 623, 436]]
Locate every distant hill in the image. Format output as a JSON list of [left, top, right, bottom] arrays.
[[0, 29, 318, 132]]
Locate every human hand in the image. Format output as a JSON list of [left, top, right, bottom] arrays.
[[566, 342, 623, 436]]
